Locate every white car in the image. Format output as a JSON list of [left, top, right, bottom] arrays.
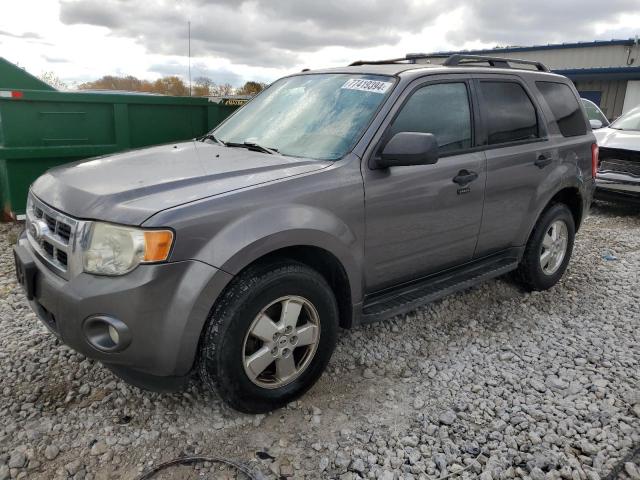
[[593, 106, 640, 204], [581, 98, 609, 129]]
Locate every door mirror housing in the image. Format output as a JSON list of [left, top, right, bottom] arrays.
[[375, 132, 439, 168], [589, 119, 603, 129]]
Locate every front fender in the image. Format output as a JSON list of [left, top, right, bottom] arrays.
[[196, 204, 363, 303]]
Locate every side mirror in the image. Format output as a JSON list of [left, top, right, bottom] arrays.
[[375, 132, 439, 168], [590, 119, 603, 129]]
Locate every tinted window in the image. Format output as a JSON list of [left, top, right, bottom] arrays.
[[389, 83, 472, 154], [537, 81, 587, 136], [480, 82, 538, 145]]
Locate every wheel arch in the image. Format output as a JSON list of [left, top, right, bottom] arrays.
[[231, 245, 355, 329], [546, 186, 584, 231], [525, 186, 584, 245]]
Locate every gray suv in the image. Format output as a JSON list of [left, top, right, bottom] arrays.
[[14, 54, 597, 412]]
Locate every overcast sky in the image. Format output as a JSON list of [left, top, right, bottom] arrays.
[[1, 0, 638, 88]]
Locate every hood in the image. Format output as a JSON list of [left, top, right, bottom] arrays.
[[32, 140, 330, 225], [594, 127, 640, 151]]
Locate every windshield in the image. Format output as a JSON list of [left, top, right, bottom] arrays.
[[213, 73, 395, 160], [610, 106, 640, 131]]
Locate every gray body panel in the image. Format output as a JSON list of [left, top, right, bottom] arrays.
[[32, 141, 330, 225], [24, 63, 595, 384]]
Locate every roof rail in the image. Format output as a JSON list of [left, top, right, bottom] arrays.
[[349, 57, 408, 66], [348, 53, 550, 72], [442, 54, 550, 72]]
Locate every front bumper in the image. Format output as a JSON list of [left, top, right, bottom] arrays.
[[16, 233, 233, 387], [595, 172, 640, 204]]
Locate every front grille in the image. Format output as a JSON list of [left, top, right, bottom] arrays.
[[26, 194, 80, 277], [598, 147, 640, 177], [599, 159, 640, 177]]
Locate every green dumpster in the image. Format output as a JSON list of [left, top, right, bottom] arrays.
[[0, 59, 246, 219]]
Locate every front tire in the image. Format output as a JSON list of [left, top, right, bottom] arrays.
[[198, 261, 338, 413], [515, 203, 575, 291]]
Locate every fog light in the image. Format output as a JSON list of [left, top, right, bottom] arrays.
[[83, 315, 131, 352]]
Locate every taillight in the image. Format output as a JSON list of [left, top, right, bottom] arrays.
[[591, 143, 599, 178]]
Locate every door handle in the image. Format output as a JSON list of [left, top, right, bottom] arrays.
[[452, 170, 479, 186], [534, 155, 553, 168]]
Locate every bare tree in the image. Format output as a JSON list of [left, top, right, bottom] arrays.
[[211, 83, 235, 96], [39, 72, 68, 90]]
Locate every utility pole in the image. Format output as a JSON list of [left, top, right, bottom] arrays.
[[188, 21, 192, 96]]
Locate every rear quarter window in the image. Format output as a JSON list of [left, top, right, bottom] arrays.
[[536, 81, 587, 137]]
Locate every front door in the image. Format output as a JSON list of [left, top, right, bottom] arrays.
[[363, 79, 486, 292]]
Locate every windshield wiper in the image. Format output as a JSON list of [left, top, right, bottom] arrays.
[[226, 141, 278, 155], [199, 133, 226, 146]]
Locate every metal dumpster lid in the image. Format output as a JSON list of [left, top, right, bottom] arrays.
[[0, 57, 56, 91]]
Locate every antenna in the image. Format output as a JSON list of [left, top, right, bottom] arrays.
[[188, 21, 192, 96]]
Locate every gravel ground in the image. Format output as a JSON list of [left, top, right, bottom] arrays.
[[0, 201, 639, 480]]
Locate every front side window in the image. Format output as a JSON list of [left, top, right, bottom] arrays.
[[480, 81, 538, 145], [388, 82, 472, 154], [536, 81, 587, 137], [213, 74, 395, 160], [581, 98, 608, 125]]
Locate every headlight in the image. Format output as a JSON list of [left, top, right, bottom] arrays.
[[83, 222, 174, 276]]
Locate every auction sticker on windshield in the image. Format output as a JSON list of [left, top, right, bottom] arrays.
[[341, 78, 393, 94]]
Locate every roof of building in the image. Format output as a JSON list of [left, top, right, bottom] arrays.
[[433, 38, 637, 56]]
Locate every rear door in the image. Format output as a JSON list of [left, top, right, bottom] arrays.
[[473, 75, 556, 256]]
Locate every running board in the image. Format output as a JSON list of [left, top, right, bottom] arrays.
[[361, 254, 519, 324]]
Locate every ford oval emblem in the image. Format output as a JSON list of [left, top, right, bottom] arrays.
[[30, 220, 49, 241]]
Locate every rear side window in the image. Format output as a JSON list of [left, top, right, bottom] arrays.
[[536, 81, 587, 137], [479, 81, 538, 145], [388, 82, 472, 154]]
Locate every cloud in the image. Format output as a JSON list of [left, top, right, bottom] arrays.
[[58, 0, 448, 68], [42, 55, 69, 63], [0, 29, 44, 40], [444, 0, 640, 46], [57, 0, 640, 71]]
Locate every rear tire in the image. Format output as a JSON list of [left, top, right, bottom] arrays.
[[515, 203, 575, 291], [198, 261, 338, 413]]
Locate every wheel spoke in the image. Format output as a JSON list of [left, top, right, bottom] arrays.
[[250, 314, 278, 342], [280, 299, 303, 329], [550, 224, 558, 241], [245, 346, 274, 380], [540, 249, 552, 267], [295, 324, 318, 347], [542, 233, 554, 249], [276, 355, 296, 380]]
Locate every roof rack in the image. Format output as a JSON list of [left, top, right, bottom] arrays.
[[349, 57, 409, 66], [442, 54, 550, 71], [349, 53, 550, 72]]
